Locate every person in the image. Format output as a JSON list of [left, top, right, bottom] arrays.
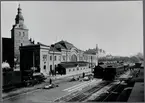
[[82, 72, 85, 78], [49, 78, 52, 84]]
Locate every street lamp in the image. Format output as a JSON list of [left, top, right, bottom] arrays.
[[14, 58, 17, 69], [66, 50, 67, 62]]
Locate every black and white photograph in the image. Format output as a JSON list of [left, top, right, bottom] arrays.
[[1, 1, 144, 103]]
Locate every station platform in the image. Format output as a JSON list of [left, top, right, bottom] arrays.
[[127, 68, 144, 102], [127, 82, 144, 102]]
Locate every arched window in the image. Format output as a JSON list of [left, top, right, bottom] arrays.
[[71, 54, 77, 62], [44, 65, 46, 70]]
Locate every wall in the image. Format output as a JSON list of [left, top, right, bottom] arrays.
[[2, 38, 14, 68], [49, 52, 61, 75], [40, 48, 49, 76], [11, 27, 29, 63], [65, 66, 90, 74]]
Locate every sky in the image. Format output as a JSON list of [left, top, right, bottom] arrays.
[[1, 1, 143, 56]]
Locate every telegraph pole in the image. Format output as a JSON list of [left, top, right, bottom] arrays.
[[96, 44, 99, 66]]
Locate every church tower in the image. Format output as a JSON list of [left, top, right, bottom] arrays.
[[11, 4, 29, 63]]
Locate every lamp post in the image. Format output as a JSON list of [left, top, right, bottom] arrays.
[[91, 56, 93, 72], [32, 50, 35, 73], [66, 50, 67, 62], [14, 58, 17, 69]]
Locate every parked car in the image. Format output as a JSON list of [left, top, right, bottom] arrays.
[[43, 83, 59, 89], [83, 76, 90, 81], [69, 76, 79, 82]]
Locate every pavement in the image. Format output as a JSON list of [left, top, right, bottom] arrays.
[[127, 68, 144, 102], [127, 82, 144, 102], [2, 69, 91, 99], [2, 78, 100, 103]]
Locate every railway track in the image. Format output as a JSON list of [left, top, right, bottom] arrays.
[[101, 82, 126, 102], [54, 70, 131, 102], [54, 81, 111, 102]]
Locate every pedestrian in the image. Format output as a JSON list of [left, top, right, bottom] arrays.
[[82, 72, 85, 78], [49, 78, 52, 84]]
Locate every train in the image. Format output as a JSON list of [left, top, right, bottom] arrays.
[[2, 68, 46, 92], [93, 62, 131, 81]]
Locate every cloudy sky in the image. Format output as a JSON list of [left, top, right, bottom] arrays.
[[1, 1, 143, 56]]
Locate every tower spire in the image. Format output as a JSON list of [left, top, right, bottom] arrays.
[[15, 3, 24, 24], [18, 3, 20, 8]]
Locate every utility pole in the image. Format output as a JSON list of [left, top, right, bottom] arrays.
[[33, 51, 35, 67], [51, 44, 55, 76], [66, 50, 67, 62], [96, 44, 99, 66]]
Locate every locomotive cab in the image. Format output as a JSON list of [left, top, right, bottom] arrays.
[[103, 66, 116, 81]]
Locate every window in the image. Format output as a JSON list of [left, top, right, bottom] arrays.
[[44, 65, 46, 70], [50, 56, 52, 61], [73, 69, 75, 71], [63, 56, 65, 61], [77, 68, 79, 70], [23, 32, 25, 37], [69, 69, 71, 72], [54, 56, 57, 61], [59, 56, 61, 61], [43, 55, 47, 61], [19, 32, 21, 36]]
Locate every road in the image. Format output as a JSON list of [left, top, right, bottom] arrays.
[[3, 79, 98, 103]]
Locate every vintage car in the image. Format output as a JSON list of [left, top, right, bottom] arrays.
[[43, 84, 59, 89]]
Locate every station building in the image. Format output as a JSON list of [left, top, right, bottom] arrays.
[[20, 40, 98, 76], [2, 4, 100, 76]]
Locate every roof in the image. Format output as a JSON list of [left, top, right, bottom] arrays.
[[37, 42, 50, 47], [58, 61, 89, 68], [50, 46, 61, 52], [54, 40, 75, 50], [84, 49, 96, 55], [20, 43, 50, 50]]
